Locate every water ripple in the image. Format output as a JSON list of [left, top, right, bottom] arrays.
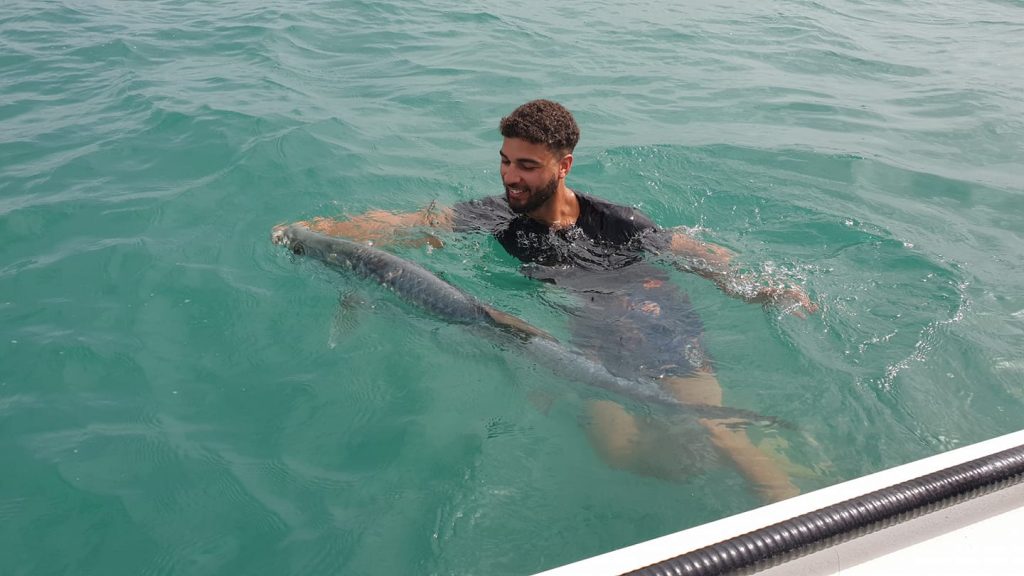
[[3, 0, 1024, 574]]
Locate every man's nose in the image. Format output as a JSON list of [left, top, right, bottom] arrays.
[[502, 165, 523, 186]]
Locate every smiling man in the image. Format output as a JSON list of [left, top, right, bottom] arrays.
[[297, 99, 816, 502]]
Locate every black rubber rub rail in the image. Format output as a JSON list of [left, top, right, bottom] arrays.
[[625, 443, 1024, 576]]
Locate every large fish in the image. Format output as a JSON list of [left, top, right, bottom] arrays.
[[271, 223, 547, 335], [271, 223, 781, 425]]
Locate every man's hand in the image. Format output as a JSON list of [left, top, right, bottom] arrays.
[[668, 230, 817, 318], [721, 274, 819, 319], [754, 285, 819, 319]]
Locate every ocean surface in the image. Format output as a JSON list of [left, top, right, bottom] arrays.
[[2, 0, 1023, 574]]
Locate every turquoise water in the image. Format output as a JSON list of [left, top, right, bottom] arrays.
[[3, 0, 1023, 574]]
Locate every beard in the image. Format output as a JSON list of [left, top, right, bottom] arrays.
[[505, 176, 558, 215]]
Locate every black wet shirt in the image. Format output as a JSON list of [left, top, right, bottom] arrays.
[[451, 192, 668, 281]]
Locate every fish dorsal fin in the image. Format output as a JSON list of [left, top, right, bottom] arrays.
[[481, 305, 557, 342]]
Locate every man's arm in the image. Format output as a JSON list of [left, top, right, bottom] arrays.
[[667, 230, 818, 317], [295, 202, 455, 247]]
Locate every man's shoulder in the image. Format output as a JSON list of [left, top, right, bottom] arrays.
[[454, 195, 508, 211], [576, 192, 659, 233], [451, 195, 513, 233]]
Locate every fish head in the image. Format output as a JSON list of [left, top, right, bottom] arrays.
[[270, 224, 306, 255], [270, 224, 290, 246]]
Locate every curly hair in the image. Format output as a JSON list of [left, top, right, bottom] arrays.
[[499, 100, 580, 157]]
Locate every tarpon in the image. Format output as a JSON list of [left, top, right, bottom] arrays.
[[271, 223, 547, 336], [271, 223, 782, 425]]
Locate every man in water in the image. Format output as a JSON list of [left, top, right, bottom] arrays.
[[296, 100, 816, 502]]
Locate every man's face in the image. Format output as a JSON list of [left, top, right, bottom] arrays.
[[499, 138, 564, 215]]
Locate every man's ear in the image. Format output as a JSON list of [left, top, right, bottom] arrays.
[[559, 153, 574, 178]]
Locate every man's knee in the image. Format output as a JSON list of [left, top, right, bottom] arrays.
[[585, 400, 640, 466], [661, 370, 723, 406]]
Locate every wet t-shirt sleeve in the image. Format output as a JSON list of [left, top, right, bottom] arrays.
[[450, 196, 513, 234], [575, 193, 670, 252]]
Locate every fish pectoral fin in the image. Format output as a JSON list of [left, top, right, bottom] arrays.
[[329, 290, 368, 348], [481, 305, 558, 342], [526, 389, 558, 416]]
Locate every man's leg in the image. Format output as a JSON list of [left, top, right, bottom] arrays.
[[585, 370, 799, 503], [662, 370, 799, 502], [577, 277, 799, 502], [585, 400, 642, 471]]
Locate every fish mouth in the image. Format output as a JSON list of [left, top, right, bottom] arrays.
[[271, 224, 289, 245], [271, 224, 310, 255]]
